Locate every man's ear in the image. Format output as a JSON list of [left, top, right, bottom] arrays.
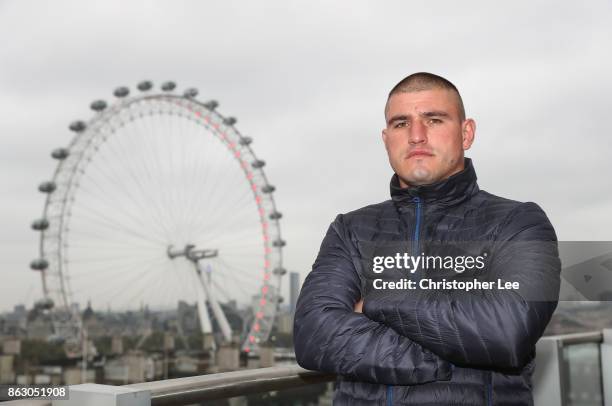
[[462, 118, 476, 150], [382, 128, 389, 150]]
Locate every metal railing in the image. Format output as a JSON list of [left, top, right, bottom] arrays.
[[129, 365, 334, 405], [4, 330, 611, 405], [534, 329, 610, 406]]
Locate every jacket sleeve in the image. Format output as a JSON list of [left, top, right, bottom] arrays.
[[363, 202, 561, 370], [293, 214, 452, 385]]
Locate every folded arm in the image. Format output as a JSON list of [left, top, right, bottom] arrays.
[[363, 202, 561, 370], [294, 215, 452, 385]]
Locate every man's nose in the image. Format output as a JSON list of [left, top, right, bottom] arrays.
[[408, 120, 427, 144]]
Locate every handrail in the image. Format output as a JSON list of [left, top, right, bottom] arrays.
[[543, 331, 603, 346], [128, 365, 334, 405]]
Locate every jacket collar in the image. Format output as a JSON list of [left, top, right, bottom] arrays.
[[390, 157, 479, 207]]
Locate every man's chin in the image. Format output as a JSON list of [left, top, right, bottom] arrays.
[[399, 171, 435, 187]]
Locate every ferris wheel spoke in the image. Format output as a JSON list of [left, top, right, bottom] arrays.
[[76, 254, 169, 295], [151, 110, 197, 244], [213, 230, 263, 247], [181, 125, 220, 228], [69, 204, 168, 246], [188, 197, 259, 241], [133, 112, 181, 237], [209, 257, 263, 282], [149, 259, 198, 311], [175, 114, 194, 241], [183, 155, 238, 226], [175, 164, 254, 244], [199, 235, 263, 255], [173, 131, 229, 241], [68, 263, 162, 285], [78, 160, 172, 242], [181, 140, 229, 212], [200, 182, 254, 228], [188, 188, 256, 241], [197, 209, 260, 245], [67, 255, 169, 281], [72, 189, 168, 246], [194, 156, 245, 227], [67, 251, 163, 264], [65, 236, 158, 251], [96, 262, 168, 308], [116, 264, 175, 309], [111, 120, 178, 241], [205, 264, 258, 299], [183, 215, 258, 250], [102, 121, 177, 240]]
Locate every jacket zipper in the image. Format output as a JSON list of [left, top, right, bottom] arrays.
[[412, 196, 422, 254], [386, 197, 422, 406], [486, 371, 493, 406]]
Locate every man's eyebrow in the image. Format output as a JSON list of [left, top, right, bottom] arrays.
[[420, 110, 450, 118], [387, 114, 409, 125]]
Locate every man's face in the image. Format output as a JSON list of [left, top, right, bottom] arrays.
[[382, 88, 475, 187]]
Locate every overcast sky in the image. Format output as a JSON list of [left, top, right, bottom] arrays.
[[1, 0, 611, 312]]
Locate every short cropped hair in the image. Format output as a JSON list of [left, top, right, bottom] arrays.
[[386, 72, 466, 121]]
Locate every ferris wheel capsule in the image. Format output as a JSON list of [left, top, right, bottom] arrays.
[[30, 258, 49, 270], [31, 218, 49, 231], [272, 238, 286, 247], [113, 87, 130, 98], [38, 181, 56, 193], [273, 267, 287, 276], [261, 185, 275, 194], [252, 159, 266, 169], [161, 81, 176, 92], [183, 88, 198, 98], [203, 100, 218, 110], [69, 121, 86, 132], [239, 137, 252, 146], [51, 148, 69, 160], [137, 80, 153, 91], [223, 117, 237, 126], [35, 298, 54, 310], [269, 211, 282, 220], [90, 100, 107, 112]]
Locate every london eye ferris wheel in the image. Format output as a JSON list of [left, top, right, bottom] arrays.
[[30, 80, 286, 354]]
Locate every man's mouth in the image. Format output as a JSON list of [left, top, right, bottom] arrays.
[[407, 150, 434, 159]]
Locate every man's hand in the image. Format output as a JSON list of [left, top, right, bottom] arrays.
[[354, 298, 364, 313]]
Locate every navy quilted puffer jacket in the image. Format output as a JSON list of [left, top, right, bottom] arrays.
[[294, 158, 561, 405]]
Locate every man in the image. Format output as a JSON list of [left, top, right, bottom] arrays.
[[293, 72, 561, 405]]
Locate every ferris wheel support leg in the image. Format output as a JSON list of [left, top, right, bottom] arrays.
[[197, 264, 233, 344], [194, 272, 215, 350]]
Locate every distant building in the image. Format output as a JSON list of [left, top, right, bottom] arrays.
[[111, 336, 124, 354], [104, 353, 159, 384], [289, 272, 300, 314], [26, 315, 53, 339], [0, 355, 15, 384], [276, 313, 294, 335], [2, 338, 21, 355], [1, 305, 27, 336], [177, 301, 199, 334]]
